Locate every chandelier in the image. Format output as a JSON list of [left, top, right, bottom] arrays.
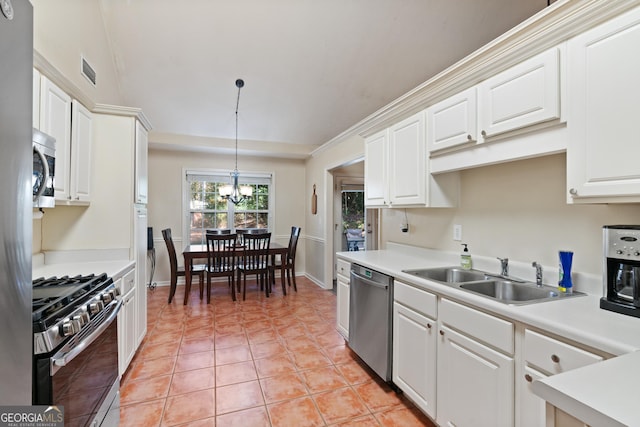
[[219, 78, 253, 204]]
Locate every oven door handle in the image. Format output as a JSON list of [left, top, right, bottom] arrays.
[[51, 300, 122, 370]]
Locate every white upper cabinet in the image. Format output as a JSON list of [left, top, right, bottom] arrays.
[[566, 6, 640, 202], [478, 47, 561, 139], [365, 111, 458, 208], [69, 100, 93, 203], [364, 129, 389, 207], [33, 69, 41, 129], [39, 75, 93, 205], [134, 121, 148, 205], [389, 112, 426, 206], [39, 76, 72, 202], [427, 87, 477, 153]]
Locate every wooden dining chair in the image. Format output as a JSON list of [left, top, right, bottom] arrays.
[[162, 228, 206, 304], [270, 226, 301, 293], [206, 228, 231, 235], [205, 233, 238, 302], [237, 233, 271, 300]]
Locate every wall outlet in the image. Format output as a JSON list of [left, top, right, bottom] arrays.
[[453, 224, 462, 241]]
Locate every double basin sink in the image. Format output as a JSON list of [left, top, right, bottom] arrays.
[[402, 266, 583, 305]]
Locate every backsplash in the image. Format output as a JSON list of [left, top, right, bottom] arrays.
[[382, 154, 640, 278]]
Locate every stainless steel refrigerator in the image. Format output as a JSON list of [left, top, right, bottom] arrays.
[[0, 0, 33, 404]]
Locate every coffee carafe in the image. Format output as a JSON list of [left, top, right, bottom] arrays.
[[601, 225, 640, 318]]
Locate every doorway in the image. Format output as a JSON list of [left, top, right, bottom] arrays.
[[329, 161, 379, 288], [341, 184, 365, 252]]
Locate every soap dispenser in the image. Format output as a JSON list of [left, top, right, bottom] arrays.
[[461, 244, 472, 270]]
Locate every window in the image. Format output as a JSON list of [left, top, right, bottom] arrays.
[[185, 170, 272, 245]]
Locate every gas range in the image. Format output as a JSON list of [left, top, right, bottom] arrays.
[[32, 272, 122, 426], [32, 273, 120, 354]]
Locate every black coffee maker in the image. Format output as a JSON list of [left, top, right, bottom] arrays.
[[601, 225, 640, 317]]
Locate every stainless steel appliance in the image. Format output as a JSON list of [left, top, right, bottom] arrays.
[[601, 225, 640, 317], [32, 128, 56, 208], [348, 264, 394, 382], [0, 0, 34, 404], [32, 273, 122, 426]]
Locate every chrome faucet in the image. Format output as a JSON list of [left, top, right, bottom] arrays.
[[497, 257, 509, 277], [532, 261, 543, 287]]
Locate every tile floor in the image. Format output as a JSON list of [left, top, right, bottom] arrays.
[[120, 276, 436, 426]]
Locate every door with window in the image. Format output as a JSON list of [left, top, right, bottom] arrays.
[[185, 171, 272, 245]]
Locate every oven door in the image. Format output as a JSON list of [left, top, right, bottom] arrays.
[[34, 300, 120, 426]]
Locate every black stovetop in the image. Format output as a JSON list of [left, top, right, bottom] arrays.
[[32, 273, 112, 332]]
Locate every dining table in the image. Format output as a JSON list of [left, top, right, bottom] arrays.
[[170, 242, 289, 304]]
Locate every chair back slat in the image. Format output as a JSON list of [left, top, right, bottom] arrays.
[[162, 228, 178, 277], [206, 233, 238, 273], [287, 226, 301, 264], [206, 228, 232, 235], [241, 233, 271, 271]]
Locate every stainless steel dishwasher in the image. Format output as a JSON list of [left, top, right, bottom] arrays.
[[348, 263, 394, 382]]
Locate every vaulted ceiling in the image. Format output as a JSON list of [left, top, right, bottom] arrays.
[[97, 0, 547, 156]]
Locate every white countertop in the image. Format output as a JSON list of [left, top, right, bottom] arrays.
[[337, 244, 640, 426], [532, 351, 640, 427], [337, 246, 640, 355], [32, 250, 135, 281]]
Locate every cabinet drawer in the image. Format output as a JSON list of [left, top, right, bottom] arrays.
[[440, 298, 514, 354], [394, 280, 437, 319], [120, 268, 136, 295], [337, 259, 350, 278], [524, 329, 603, 375]]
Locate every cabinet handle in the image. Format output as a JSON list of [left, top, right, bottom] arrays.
[[524, 374, 533, 383], [551, 354, 560, 363], [569, 188, 578, 196], [75, 196, 80, 200], [481, 130, 487, 137], [427, 323, 432, 329], [467, 134, 473, 141], [439, 330, 444, 336]]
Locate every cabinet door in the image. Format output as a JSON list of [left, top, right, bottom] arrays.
[[389, 111, 426, 206], [437, 325, 514, 427], [427, 87, 477, 152], [518, 365, 548, 427], [33, 69, 40, 129], [134, 206, 147, 347], [393, 302, 437, 418], [364, 129, 388, 207], [478, 47, 560, 139], [135, 121, 148, 204], [70, 100, 92, 203], [40, 77, 72, 201], [566, 8, 640, 200], [118, 287, 137, 377], [336, 275, 349, 338]]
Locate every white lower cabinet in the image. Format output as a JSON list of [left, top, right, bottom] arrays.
[[117, 268, 137, 377], [393, 281, 437, 418], [437, 298, 515, 427], [336, 259, 351, 339], [517, 328, 604, 427]]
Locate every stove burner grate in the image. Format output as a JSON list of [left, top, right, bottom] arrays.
[[32, 273, 112, 331]]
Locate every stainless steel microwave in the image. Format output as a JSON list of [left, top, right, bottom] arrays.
[[32, 128, 56, 208]]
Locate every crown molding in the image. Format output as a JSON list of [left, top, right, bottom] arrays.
[[93, 103, 153, 131]]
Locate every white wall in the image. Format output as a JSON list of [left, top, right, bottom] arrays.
[[31, 0, 123, 105], [148, 148, 306, 285], [304, 135, 364, 286], [382, 154, 640, 277]]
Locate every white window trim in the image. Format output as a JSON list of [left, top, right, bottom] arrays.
[[181, 168, 275, 250]]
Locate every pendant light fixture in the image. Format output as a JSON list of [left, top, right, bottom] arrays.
[[219, 78, 253, 204]]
